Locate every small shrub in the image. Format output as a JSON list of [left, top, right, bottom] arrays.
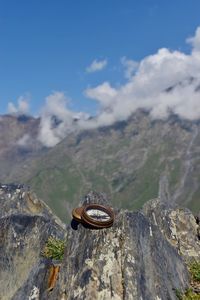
[[183, 288, 200, 300], [42, 236, 65, 261], [175, 288, 200, 300], [175, 261, 200, 300], [175, 288, 183, 300], [189, 261, 200, 283]]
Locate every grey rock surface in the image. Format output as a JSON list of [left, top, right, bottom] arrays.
[[0, 184, 66, 300], [48, 192, 190, 300], [0, 187, 199, 299], [142, 198, 200, 260]]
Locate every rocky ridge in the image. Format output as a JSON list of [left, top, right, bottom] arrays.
[[0, 185, 199, 300]]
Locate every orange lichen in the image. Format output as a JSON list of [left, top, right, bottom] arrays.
[[48, 265, 60, 292]]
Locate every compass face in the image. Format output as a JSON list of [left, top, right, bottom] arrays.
[[72, 203, 114, 228], [86, 208, 111, 222]]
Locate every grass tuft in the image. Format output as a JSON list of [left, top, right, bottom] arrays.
[[183, 288, 200, 300], [189, 260, 200, 283], [42, 236, 65, 261], [175, 260, 200, 300]]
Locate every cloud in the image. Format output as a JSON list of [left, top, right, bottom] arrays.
[[186, 26, 200, 53], [84, 26, 200, 126], [121, 56, 139, 79], [37, 91, 89, 147], [8, 96, 30, 115], [17, 134, 31, 147], [85, 82, 117, 109], [86, 59, 107, 73], [26, 25, 200, 147]]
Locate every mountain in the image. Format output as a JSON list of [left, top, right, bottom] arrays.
[[0, 114, 44, 180], [0, 110, 199, 222], [1, 185, 199, 299]]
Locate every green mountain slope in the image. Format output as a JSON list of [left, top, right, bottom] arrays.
[[4, 111, 200, 222]]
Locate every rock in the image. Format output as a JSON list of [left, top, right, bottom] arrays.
[[49, 192, 190, 300], [0, 184, 66, 300], [142, 198, 200, 261], [0, 188, 199, 299]]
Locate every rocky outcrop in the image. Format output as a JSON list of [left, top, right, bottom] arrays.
[[0, 186, 199, 299], [0, 184, 66, 300], [142, 198, 200, 261]]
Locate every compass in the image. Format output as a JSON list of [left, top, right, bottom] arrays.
[[72, 207, 84, 222], [72, 204, 114, 228]]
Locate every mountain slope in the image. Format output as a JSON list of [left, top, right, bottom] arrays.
[[1, 110, 199, 221], [0, 114, 44, 180]]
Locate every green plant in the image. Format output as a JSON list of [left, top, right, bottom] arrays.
[[189, 261, 200, 283], [175, 288, 183, 300], [183, 288, 200, 300], [175, 288, 200, 300], [42, 236, 65, 261], [175, 261, 200, 299]]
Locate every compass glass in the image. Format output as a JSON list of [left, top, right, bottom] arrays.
[[86, 208, 111, 222]]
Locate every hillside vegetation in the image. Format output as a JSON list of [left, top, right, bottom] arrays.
[[1, 111, 199, 221]]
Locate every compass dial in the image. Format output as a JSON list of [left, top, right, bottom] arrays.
[[82, 204, 114, 228], [86, 209, 111, 222]]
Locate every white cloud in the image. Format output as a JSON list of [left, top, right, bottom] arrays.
[[186, 26, 200, 53], [17, 134, 31, 147], [31, 26, 200, 147], [121, 56, 139, 79], [8, 96, 30, 115], [37, 91, 89, 147], [84, 27, 200, 126], [85, 82, 117, 109], [86, 59, 107, 73]]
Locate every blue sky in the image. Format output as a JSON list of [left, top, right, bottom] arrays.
[[1, 0, 200, 116]]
